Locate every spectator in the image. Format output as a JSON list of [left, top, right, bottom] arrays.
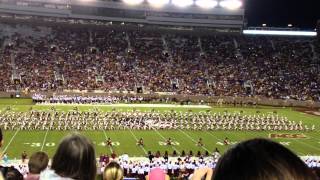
[[213, 138, 317, 180], [40, 133, 96, 180], [0, 128, 3, 148], [146, 168, 170, 180], [103, 161, 123, 180], [190, 168, 213, 180], [26, 151, 49, 180], [0, 166, 23, 180], [21, 151, 28, 163]]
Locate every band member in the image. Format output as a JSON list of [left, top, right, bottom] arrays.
[[137, 138, 144, 146], [197, 138, 204, 146], [224, 137, 230, 145], [106, 137, 112, 146], [21, 151, 28, 163], [167, 138, 172, 145]]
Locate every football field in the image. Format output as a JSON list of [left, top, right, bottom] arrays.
[[1, 98, 320, 159]]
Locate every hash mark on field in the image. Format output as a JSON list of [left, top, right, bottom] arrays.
[[102, 130, 113, 153], [3, 129, 20, 152], [154, 129, 180, 154], [41, 129, 49, 151], [129, 130, 147, 155], [179, 130, 211, 153]]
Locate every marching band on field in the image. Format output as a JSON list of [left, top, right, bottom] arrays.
[[0, 110, 315, 132]]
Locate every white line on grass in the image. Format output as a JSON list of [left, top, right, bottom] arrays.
[[154, 129, 180, 154], [41, 129, 49, 151], [129, 130, 147, 155], [292, 139, 320, 152], [178, 129, 211, 153], [102, 130, 113, 153], [3, 129, 20, 152], [206, 131, 223, 141]]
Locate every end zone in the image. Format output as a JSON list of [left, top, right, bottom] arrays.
[[269, 133, 307, 139]]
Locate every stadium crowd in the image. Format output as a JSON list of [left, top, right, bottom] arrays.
[[0, 110, 314, 131], [0, 22, 319, 102]]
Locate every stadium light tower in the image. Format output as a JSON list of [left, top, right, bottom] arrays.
[[123, 0, 144, 5], [195, 0, 218, 8], [172, 0, 194, 7], [219, 0, 242, 10], [147, 0, 170, 7]]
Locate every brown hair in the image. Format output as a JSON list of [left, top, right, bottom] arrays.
[[28, 151, 49, 174], [0, 128, 3, 148], [213, 138, 317, 180], [51, 133, 96, 180]]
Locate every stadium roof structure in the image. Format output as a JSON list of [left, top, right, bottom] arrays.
[[0, 0, 245, 30]]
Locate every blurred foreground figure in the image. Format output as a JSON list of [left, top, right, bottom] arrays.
[[103, 161, 123, 180], [40, 133, 96, 180], [213, 138, 317, 180]]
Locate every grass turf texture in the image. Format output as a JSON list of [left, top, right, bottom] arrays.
[[0, 98, 320, 159]]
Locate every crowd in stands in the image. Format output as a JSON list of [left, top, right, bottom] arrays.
[[0, 110, 314, 131], [1, 129, 320, 180], [0, 21, 319, 102]]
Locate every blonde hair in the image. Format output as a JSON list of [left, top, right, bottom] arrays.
[[103, 162, 124, 180]]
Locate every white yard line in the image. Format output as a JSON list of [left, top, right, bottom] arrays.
[[129, 130, 148, 155], [154, 129, 180, 154], [102, 130, 113, 153], [178, 129, 211, 153], [41, 129, 49, 151], [3, 129, 20, 152], [206, 131, 223, 142], [292, 139, 320, 152]]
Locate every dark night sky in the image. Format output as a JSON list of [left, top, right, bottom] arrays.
[[245, 0, 320, 30]]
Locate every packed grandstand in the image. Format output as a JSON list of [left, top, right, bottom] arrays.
[[0, 0, 320, 179], [0, 16, 319, 102]]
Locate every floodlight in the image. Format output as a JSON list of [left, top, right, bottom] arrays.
[[243, 30, 317, 37], [172, 0, 194, 7], [123, 0, 144, 5], [147, 0, 170, 7], [219, 0, 242, 10], [195, 0, 218, 8]]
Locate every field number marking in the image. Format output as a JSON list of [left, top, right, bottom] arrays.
[[280, 142, 291, 146], [24, 142, 55, 147], [216, 141, 238, 146], [158, 141, 180, 146], [24, 142, 120, 147]]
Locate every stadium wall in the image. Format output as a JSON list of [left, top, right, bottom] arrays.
[[0, 92, 319, 108]]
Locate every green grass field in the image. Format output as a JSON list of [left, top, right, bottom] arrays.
[[0, 98, 320, 159]]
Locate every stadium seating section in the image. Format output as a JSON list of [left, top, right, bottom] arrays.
[[0, 22, 319, 101]]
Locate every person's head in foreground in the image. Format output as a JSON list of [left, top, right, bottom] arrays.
[[103, 161, 123, 180], [213, 138, 317, 180], [40, 133, 96, 180], [146, 168, 170, 180], [0, 128, 3, 148], [26, 151, 49, 179], [0, 166, 23, 180]]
